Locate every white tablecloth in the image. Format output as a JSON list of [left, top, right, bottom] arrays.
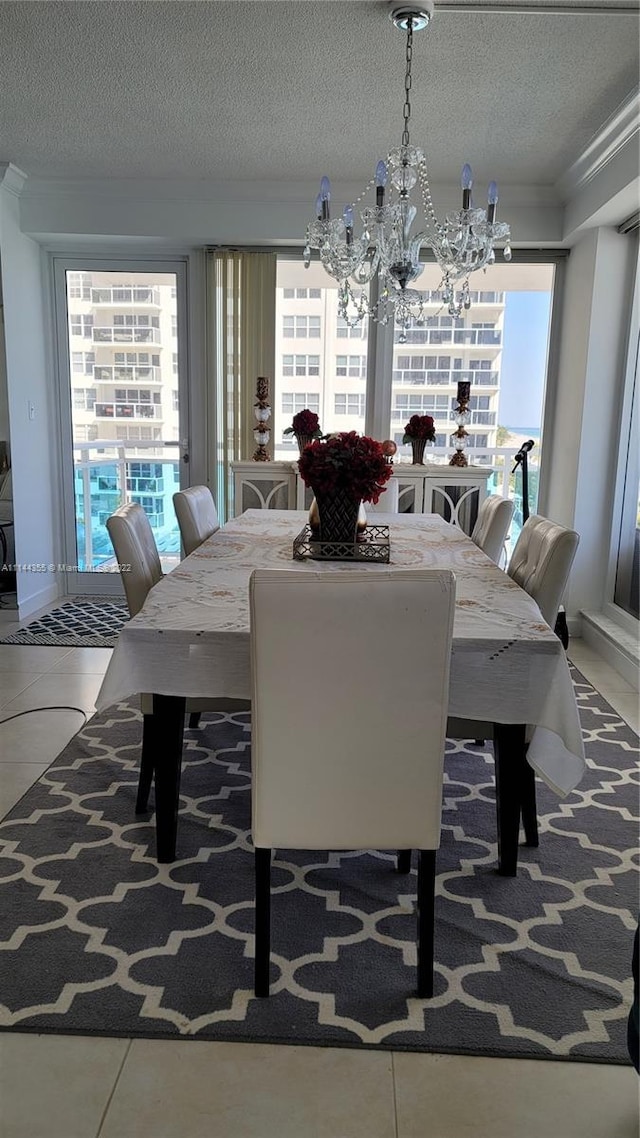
[[97, 510, 585, 795]]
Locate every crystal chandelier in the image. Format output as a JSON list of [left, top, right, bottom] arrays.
[[303, 2, 511, 341]]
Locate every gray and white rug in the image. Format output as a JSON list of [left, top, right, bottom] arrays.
[[0, 597, 128, 648], [0, 667, 637, 1061]]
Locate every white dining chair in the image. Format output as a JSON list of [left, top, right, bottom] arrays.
[[471, 495, 514, 564], [107, 502, 249, 814], [366, 478, 400, 513], [173, 485, 220, 557], [249, 566, 456, 998], [448, 513, 580, 846]]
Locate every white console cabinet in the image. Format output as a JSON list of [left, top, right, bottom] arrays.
[[231, 461, 497, 534]]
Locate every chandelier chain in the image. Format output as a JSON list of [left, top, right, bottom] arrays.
[[402, 20, 413, 149]]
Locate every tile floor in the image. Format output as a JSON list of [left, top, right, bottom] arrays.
[[0, 626, 637, 1138]]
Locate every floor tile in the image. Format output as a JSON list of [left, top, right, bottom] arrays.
[[0, 1031, 128, 1138], [393, 1052, 639, 1138], [0, 760, 50, 817], [602, 691, 639, 734], [573, 660, 636, 694], [0, 672, 104, 719], [0, 672, 42, 710], [0, 645, 72, 673], [0, 708, 86, 766], [45, 647, 113, 674], [100, 1041, 396, 1138]]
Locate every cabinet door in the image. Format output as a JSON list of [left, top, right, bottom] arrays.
[[430, 482, 481, 533], [234, 472, 293, 515]]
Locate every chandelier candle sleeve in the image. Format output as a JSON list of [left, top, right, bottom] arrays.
[[461, 164, 473, 211], [488, 182, 498, 224]]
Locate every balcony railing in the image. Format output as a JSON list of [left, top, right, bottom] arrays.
[[92, 326, 161, 344], [94, 366, 161, 384], [90, 287, 161, 306], [393, 368, 500, 387], [453, 330, 502, 346], [95, 403, 162, 419], [72, 440, 180, 572]]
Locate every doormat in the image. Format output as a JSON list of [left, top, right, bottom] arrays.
[[0, 597, 128, 648]]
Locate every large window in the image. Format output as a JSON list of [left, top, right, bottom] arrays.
[[389, 262, 555, 544], [612, 249, 639, 620], [61, 266, 183, 575]]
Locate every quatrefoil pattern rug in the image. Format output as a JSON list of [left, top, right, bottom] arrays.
[[0, 668, 637, 1061]]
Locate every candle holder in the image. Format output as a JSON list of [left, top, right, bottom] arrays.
[[449, 381, 471, 467], [253, 376, 271, 462]]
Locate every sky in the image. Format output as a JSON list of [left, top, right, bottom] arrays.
[[498, 291, 552, 431]]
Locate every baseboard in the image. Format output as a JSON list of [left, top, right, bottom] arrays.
[[17, 581, 62, 622], [581, 610, 640, 691]]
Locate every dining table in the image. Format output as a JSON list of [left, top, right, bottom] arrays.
[[96, 509, 586, 872]]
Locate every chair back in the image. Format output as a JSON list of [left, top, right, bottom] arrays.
[[173, 485, 220, 556], [0, 468, 12, 501], [367, 478, 400, 514], [507, 514, 579, 627], [106, 502, 163, 617], [471, 495, 514, 564], [250, 567, 456, 851]]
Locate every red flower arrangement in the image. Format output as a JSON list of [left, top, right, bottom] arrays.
[[402, 414, 436, 443], [283, 409, 322, 440], [298, 431, 392, 504]]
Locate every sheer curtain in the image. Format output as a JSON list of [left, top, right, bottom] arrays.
[[207, 250, 276, 521]]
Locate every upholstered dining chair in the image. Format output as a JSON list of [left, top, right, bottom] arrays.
[[173, 485, 220, 557], [107, 502, 249, 814], [250, 566, 456, 999], [448, 513, 580, 846], [470, 494, 514, 565], [367, 478, 400, 513]]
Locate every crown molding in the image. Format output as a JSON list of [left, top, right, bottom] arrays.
[[555, 88, 640, 200], [0, 163, 28, 197]]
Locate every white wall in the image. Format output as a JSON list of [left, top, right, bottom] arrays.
[[18, 176, 562, 249], [545, 226, 636, 626], [0, 304, 9, 460], [0, 167, 60, 615]]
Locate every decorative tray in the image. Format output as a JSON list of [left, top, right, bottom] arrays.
[[292, 524, 390, 563]]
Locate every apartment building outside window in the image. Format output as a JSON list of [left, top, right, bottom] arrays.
[[282, 355, 320, 377], [282, 315, 321, 338], [281, 392, 320, 415], [335, 394, 366, 416], [336, 355, 366, 378], [72, 351, 95, 375], [71, 314, 94, 338]]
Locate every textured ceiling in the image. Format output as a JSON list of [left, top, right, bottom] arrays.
[[0, 0, 638, 186]]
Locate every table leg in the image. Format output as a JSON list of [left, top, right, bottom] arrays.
[[151, 694, 186, 863], [493, 723, 527, 877], [521, 757, 539, 847]]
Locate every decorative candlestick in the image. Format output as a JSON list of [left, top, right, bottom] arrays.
[[253, 376, 271, 462], [449, 381, 471, 467]]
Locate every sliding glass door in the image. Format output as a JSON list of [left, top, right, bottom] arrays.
[[54, 259, 190, 595]]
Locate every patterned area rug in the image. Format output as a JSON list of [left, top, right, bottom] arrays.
[[0, 668, 637, 1061], [0, 597, 128, 647]]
